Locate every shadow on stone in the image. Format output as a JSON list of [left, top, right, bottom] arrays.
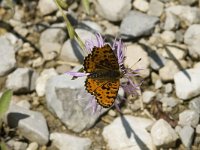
[[120, 114, 150, 150], [7, 112, 29, 128]]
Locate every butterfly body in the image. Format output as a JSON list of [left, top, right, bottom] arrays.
[[88, 70, 120, 80], [84, 44, 120, 108]]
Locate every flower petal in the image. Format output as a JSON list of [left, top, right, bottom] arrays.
[[65, 71, 89, 77]]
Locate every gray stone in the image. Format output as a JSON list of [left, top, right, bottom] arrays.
[[124, 44, 150, 78], [148, 0, 164, 17], [95, 0, 131, 21], [36, 68, 58, 97], [7, 140, 28, 150], [101, 20, 120, 36], [102, 115, 155, 150], [16, 100, 31, 109], [184, 24, 200, 59], [1, 32, 22, 52], [59, 29, 95, 63], [164, 83, 173, 94], [6, 68, 37, 94], [39, 28, 66, 60], [38, 0, 57, 16], [189, 96, 200, 114], [160, 96, 179, 107], [175, 30, 184, 42], [45, 72, 106, 133], [120, 11, 159, 39], [0, 36, 16, 76], [180, 0, 198, 5], [151, 119, 179, 147], [166, 6, 200, 27], [26, 142, 38, 150], [178, 110, 199, 128], [142, 91, 156, 103], [194, 62, 200, 68], [82, 21, 103, 33], [179, 126, 194, 148], [6, 104, 49, 145], [174, 68, 200, 100], [159, 60, 187, 82], [196, 124, 200, 134], [50, 133, 92, 150], [133, 0, 149, 12], [160, 31, 175, 43], [164, 12, 180, 30], [155, 79, 163, 89]]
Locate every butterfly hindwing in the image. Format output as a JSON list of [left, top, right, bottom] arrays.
[[85, 78, 120, 108]]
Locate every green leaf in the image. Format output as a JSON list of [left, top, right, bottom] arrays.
[[0, 90, 12, 119], [56, 0, 68, 10], [82, 0, 90, 14], [0, 141, 8, 150]]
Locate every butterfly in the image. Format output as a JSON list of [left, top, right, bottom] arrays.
[[83, 44, 121, 108]]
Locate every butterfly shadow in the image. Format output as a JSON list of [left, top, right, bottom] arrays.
[[139, 43, 191, 81], [120, 114, 150, 150]]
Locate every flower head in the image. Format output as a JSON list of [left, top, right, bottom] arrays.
[[66, 33, 142, 113]]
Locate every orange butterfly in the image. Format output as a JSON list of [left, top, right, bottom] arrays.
[[83, 44, 120, 108]]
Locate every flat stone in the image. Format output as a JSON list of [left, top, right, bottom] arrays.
[[178, 110, 199, 128], [160, 96, 179, 107], [159, 60, 187, 82], [6, 68, 37, 94], [124, 44, 150, 78], [151, 119, 179, 147], [189, 96, 200, 114], [45, 72, 106, 133], [166, 5, 200, 27], [142, 91, 156, 103], [6, 104, 49, 145], [50, 132, 92, 150], [120, 11, 159, 39], [39, 28, 66, 60], [164, 83, 173, 94], [59, 29, 95, 63], [38, 0, 57, 16], [81, 21, 103, 33], [133, 0, 149, 12], [194, 62, 200, 68], [164, 12, 180, 30], [179, 0, 198, 5], [95, 0, 131, 21], [160, 31, 176, 43], [102, 115, 155, 150], [36, 68, 58, 97], [26, 142, 38, 150], [148, 0, 164, 17], [179, 126, 194, 148], [196, 124, 200, 134], [6, 140, 28, 150], [174, 68, 200, 99], [0, 36, 16, 76], [155, 79, 163, 89], [184, 24, 200, 59]]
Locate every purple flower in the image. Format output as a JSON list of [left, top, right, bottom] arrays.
[[66, 33, 142, 112]]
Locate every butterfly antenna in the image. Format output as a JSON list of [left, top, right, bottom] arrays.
[[129, 58, 142, 69]]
